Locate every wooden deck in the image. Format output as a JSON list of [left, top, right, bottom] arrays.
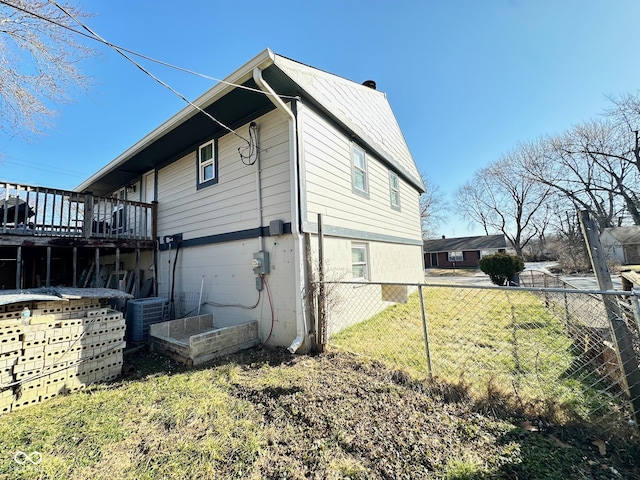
[[1, 182, 158, 291], [1, 182, 157, 246]]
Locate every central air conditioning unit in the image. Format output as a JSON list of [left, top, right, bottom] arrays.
[[126, 297, 169, 342]]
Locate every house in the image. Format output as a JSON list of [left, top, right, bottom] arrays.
[[600, 227, 640, 265], [72, 49, 425, 353], [424, 234, 506, 268]]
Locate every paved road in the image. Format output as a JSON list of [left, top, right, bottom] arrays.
[[559, 275, 622, 291], [425, 262, 624, 291]]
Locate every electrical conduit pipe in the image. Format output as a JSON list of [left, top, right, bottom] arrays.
[[252, 66, 306, 353]]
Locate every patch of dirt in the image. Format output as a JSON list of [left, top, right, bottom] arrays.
[[130, 347, 640, 479]]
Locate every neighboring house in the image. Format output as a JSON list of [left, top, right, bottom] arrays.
[[424, 234, 506, 268], [73, 49, 425, 353], [600, 227, 640, 265]]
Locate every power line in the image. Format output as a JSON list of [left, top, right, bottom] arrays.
[[0, 0, 297, 101], [45, 0, 249, 145], [0, 157, 88, 178]]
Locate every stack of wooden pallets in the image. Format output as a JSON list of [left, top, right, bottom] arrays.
[[0, 298, 125, 414]]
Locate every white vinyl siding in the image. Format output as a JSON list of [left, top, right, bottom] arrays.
[[156, 109, 291, 239], [299, 104, 422, 240], [310, 237, 424, 335]]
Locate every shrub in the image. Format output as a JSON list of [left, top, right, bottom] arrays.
[[479, 252, 525, 286]]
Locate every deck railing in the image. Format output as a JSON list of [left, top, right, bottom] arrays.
[[0, 182, 156, 241]]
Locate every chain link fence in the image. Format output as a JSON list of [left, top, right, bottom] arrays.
[[317, 277, 640, 435]]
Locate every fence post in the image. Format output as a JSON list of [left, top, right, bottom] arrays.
[[630, 294, 640, 338], [563, 291, 570, 327], [418, 286, 433, 380], [317, 213, 326, 352], [579, 210, 640, 427], [543, 273, 549, 308], [304, 233, 317, 351]]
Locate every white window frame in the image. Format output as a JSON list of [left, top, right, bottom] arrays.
[[351, 243, 369, 280], [197, 139, 218, 189], [389, 171, 400, 210], [448, 251, 464, 262], [351, 145, 368, 197]]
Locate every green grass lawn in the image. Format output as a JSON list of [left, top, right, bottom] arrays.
[[0, 357, 264, 480], [1, 348, 639, 479], [331, 287, 631, 428]]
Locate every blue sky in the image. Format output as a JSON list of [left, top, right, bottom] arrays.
[[2, 0, 640, 237]]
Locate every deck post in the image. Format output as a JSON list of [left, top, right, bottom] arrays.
[[46, 247, 51, 287], [95, 248, 100, 287], [115, 248, 120, 290], [72, 247, 78, 287], [15, 246, 21, 289], [152, 201, 159, 297], [135, 247, 141, 298], [84, 193, 93, 239], [151, 201, 158, 241]]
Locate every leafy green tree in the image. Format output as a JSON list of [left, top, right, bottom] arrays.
[[479, 252, 525, 286]]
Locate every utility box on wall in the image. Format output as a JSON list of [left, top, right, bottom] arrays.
[[252, 251, 270, 275]]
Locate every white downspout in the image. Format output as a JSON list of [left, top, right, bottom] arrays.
[[253, 66, 306, 353]]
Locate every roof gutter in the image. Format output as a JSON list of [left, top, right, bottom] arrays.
[[76, 49, 277, 193], [252, 66, 307, 354]]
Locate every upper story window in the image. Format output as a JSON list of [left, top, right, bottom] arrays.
[[389, 171, 400, 209], [351, 243, 369, 280], [197, 139, 218, 189], [351, 145, 368, 197]]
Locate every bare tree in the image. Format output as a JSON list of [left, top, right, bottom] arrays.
[[0, 0, 94, 137], [455, 145, 554, 257], [459, 92, 640, 266], [526, 93, 640, 230], [522, 125, 634, 231], [454, 180, 491, 236], [535, 195, 589, 271], [559, 121, 640, 225], [420, 173, 447, 239]]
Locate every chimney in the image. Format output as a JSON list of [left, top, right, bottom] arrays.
[[362, 80, 377, 90], [442, 235, 446, 239]]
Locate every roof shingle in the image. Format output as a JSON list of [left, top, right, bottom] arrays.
[[423, 234, 506, 252]]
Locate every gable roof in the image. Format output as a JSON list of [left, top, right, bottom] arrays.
[[77, 49, 423, 196], [272, 55, 423, 191], [602, 226, 640, 245], [423, 234, 507, 253]]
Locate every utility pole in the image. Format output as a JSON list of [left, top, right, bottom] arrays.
[[579, 210, 640, 427]]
